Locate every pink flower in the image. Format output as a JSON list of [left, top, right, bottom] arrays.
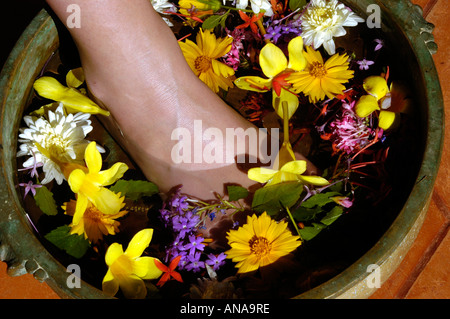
[[357, 59, 375, 70]]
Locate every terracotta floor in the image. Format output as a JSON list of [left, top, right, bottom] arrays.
[[0, 0, 448, 299]]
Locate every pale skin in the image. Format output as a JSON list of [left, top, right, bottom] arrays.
[[45, 0, 315, 203]]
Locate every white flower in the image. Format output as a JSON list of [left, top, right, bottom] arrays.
[[235, 0, 274, 17], [301, 0, 364, 55], [17, 103, 99, 185], [150, 0, 176, 13]]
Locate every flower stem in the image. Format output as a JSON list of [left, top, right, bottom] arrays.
[[285, 206, 301, 238], [256, 18, 271, 44]]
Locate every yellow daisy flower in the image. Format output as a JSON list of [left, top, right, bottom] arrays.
[[288, 46, 354, 103], [179, 28, 235, 93], [63, 197, 128, 244], [226, 212, 302, 274], [102, 229, 163, 299]]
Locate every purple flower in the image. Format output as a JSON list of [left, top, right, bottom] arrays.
[[185, 252, 205, 272], [357, 59, 375, 70], [184, 235, 205, 255], [18, 180, 42, 199], [172, 215, 198, 238], [264, 25, 283, 43], [205, 252, 227, 271], [374, 39, 384, 51]]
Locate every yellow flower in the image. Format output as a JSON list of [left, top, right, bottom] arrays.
[[226, 212, 302, 273], [63, 197, 128, 244], [68, 142, 128, 225], [179, 28, 235, 93], [288, 46, 354, 103], [248, 158, 329, 187], [235, 36, 307, 119], [33, 68, 110, 116], [102, 229, 163, 299], [354, 75, 399, 130]]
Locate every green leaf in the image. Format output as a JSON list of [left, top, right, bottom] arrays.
[[301, 191, 341, 209], [34, 185, 58, 216], [289, 0, 307, 12], [292, 205, 323, 222], [252, 181, 303, 215], [44, 225, 90, 258], [110, 180, 159, 201], [227, 185, 249, 202], [320, 206, 344, 226], [202, 14, 224, 30], [298, 223, 326, 241]]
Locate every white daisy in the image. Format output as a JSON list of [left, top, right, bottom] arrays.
[[17, 103, 97, 185], [301, 0, 364, 55], [235, 0, 274, 17]]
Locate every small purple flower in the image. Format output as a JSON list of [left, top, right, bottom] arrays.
[[18, 180, 42, 199], [185, 252, 205, 272], [205, 252, 227, 271], [357, 59, 375, 70], [374, 39, 384, 51], [184, 235, 205, 255], [264, 25, 283, 43]]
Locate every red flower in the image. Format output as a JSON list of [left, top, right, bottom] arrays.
[[154, 255, 183, 287], [236, 11, 264, 34]]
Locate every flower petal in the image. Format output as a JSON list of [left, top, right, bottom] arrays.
[[102, 269, 119, 297], [247, 167, 278, 183], [98, 162, 129, 186], [133, 257, 164, 280], [355, 95, 380, 118], [287, 37, 307, 71], [234, 76, 271, 92], [259, 43, 287, 78], [66, 68, 85, 88], [272, 89, 299, 120], [105, 242, 124, 266], [298, 175, 329, 186], [280, 160, 307, 174], [378, 110, 396, 130], [117, 274, 147, 299], [363, 76, 389, 100], [125, 228, 153, 258], [84, 142, 102, 174]]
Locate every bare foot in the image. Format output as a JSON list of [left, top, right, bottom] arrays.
[[46, 0, 316, 202]]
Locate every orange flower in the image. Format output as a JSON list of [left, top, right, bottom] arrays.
[[154, 255, 183, 287], [236, 11, 264, 34]]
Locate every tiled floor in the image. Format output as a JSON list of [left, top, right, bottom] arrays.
[[0, 0, 448, 299]]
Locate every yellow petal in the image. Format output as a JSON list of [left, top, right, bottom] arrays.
[[92, 188, 125, 215], [378, 110, 396, 130], [33, 76, 110, 116], [265, 171, 299, 186], [298, 175, 329, 186], [66, 67, 85, 88], [102, 269, 120, 297], [133, 257, 163, 280], [280, 160, 307, 175], [259, 43, 287, 78], [84, 142, 102, 174], [247, 167, 277, 183], [105, 242, 124, 266], [125, 228, 154, 258], [272, 141, 296, 170], [287, 36, 306, 71], [68, 169, 86, 193], [363, 76, 389, 100], [272, 89, 299, 120], [117, 274, 147, 299], [98, 162, 128, 186], [355, 95, 380, 118], [234, 76, 271, 92], [72, 193, 88, 225], [33, 76, 66, 101]]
